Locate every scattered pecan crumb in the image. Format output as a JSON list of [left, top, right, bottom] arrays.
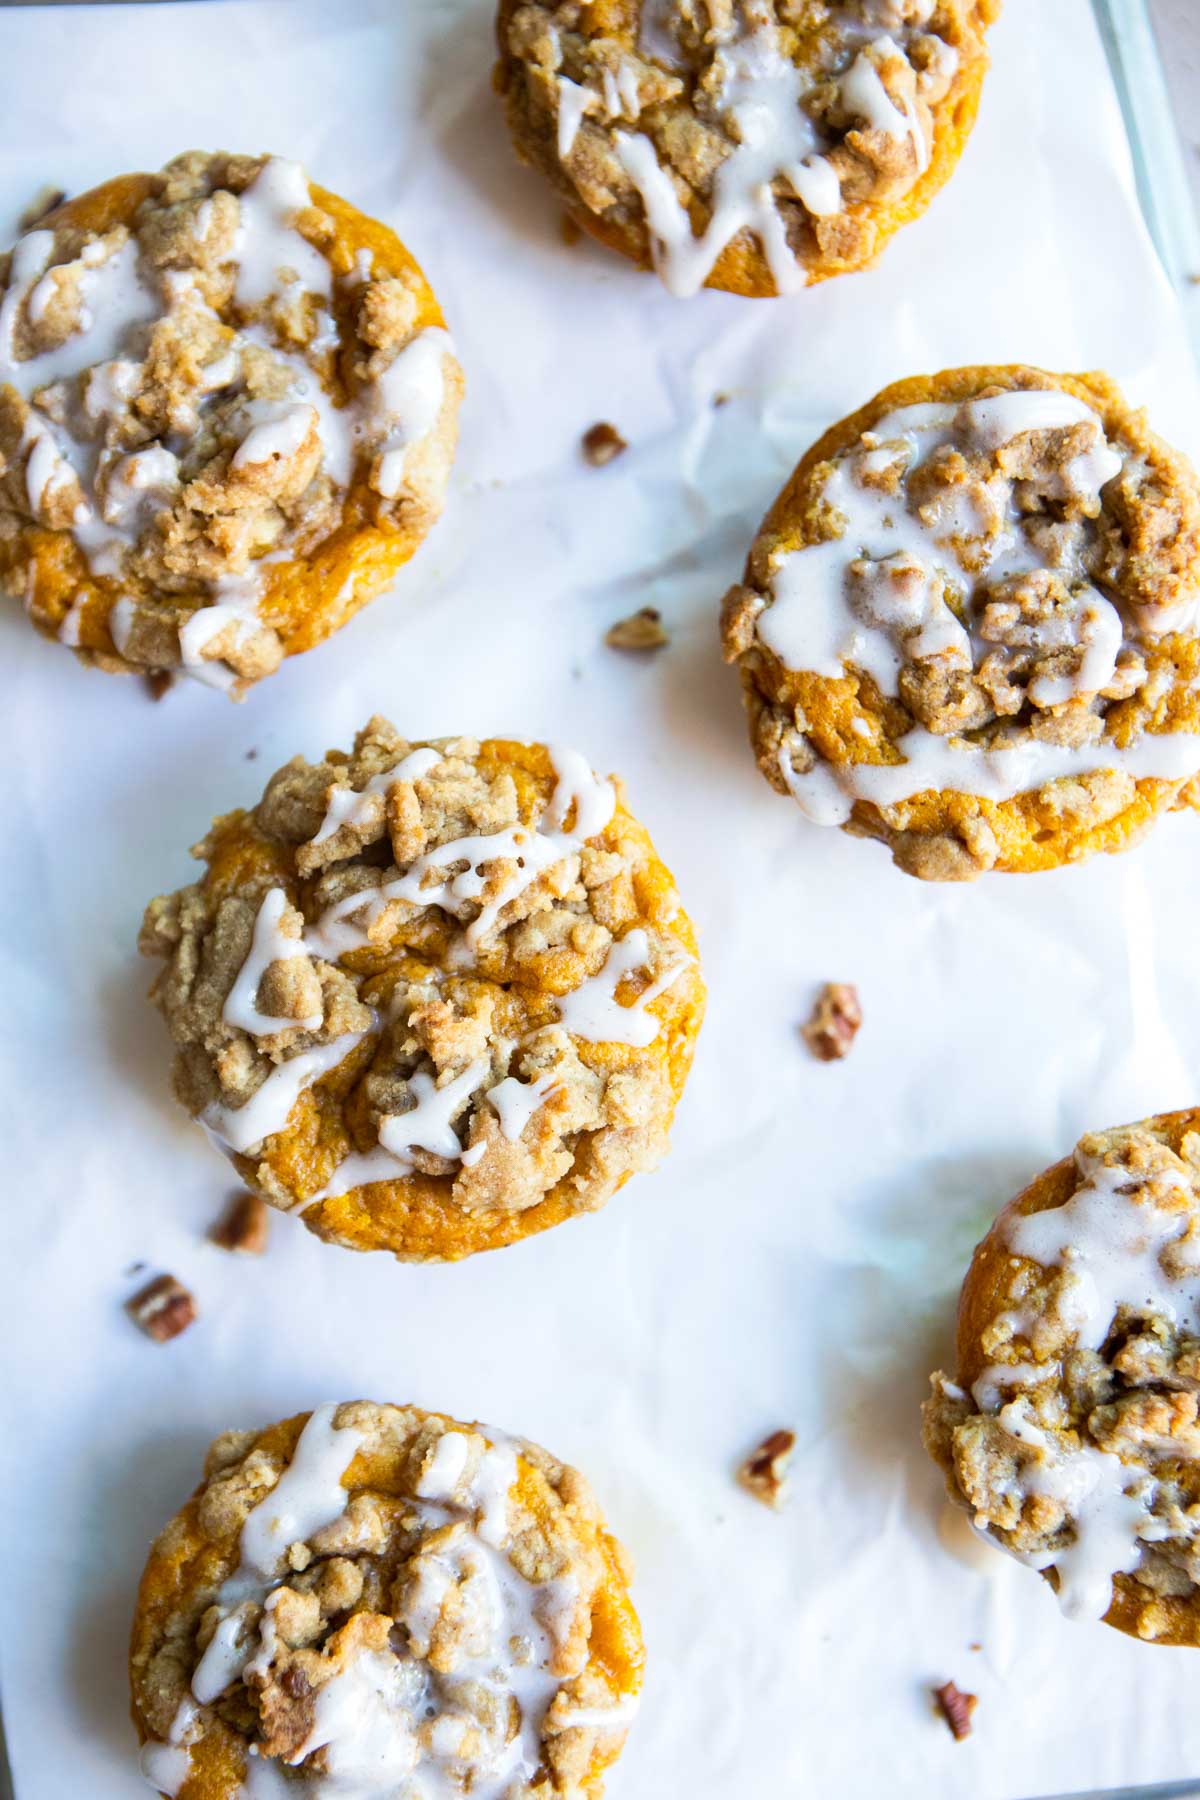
[[933, 1681, 977, 1741], [245, 747, 259, 760], [605, 606, 668, 652], [210, 1191, 269, 1255], [18, 184, 66, 231], [126, 1274, 196, 1343], [802, 983, 862, 1062], [561, 213, 582, 246], [713, 390, 731, 407], [144, 670, 174, 702], [736, 1428, 796, 1510], [968, 1642, 982, 1653], [582, 422, 627, 466]]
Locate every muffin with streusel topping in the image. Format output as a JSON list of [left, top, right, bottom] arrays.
[[132, 1400, 644, 1796], [495, 0, 998, 296], [0, 152, 461, 694], [139, 717, 704, 1261], [722, 364, 1200, 877], [924, 1108, 1200, 1646]]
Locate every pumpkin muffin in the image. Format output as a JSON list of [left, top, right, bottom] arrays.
[[0, 152, 462, 694], [924, 1108, 1200, 1645], [132, 1400, 643, 1796], [722, 365, 1200, 877], [495, 0, 998, 296], [139, 719, 705, 1261]]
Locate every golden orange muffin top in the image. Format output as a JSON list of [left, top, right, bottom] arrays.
[[924, 1109, 1200, 1645], [0, 152, 462, 693], [131, 1401, 644, 1797], [139, 718, 705, 1261], [496, 0, 997, 296], [722, 364, 1200, 877]]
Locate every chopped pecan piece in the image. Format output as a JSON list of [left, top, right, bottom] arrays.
[[606, 607, 668, 652], [933, 1680, 977, 1741], [144, 671, 174, 702], [736, 1428, 796, 1509], [126, 1274, 196, 1343], [210, 1191, 270, 1255], [582, 421, 628, 466], [802, 983, 862, 1061]]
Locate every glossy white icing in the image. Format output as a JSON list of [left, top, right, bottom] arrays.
[[311, 745, 444, 849], [223, 887, 322, 1038], [485, 1070, 561, 1141], [1005, 1152, 1200, 1352], [556, 927, 691, 1046], [203, 1026, 369, 1156]]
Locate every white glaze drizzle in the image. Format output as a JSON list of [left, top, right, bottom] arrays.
[[986, 1398, 1157, 1623], [223, 887, 323, 1037], [231, 402, 317, 470], [777, 727, 1200, 825], [311, 746, 443, 849], [240, 1405, 367, 1579], [1005, 1152, 1200, 1353], [485, 1070, 562, 1141], [363, 327, 453, 499], [273, 746, 685, 1202], [558, 75, 591, 156], [555, 927, 691, 1047], [203, 1026, 369, 1156], [376, 1056, 491, 1169], [232, 157, 332, 307], [609, 16, 949, 296]]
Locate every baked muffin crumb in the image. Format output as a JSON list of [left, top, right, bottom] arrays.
[[724, 366, 1200, 876], [132, 1401, 643, 1797], [925, 1109, 1200, 1644], [140, 721, 704, 1262], [496, 0, 998, 295], [0, 152, 462, 693]]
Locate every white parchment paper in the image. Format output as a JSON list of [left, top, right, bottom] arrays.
[[2, 1, 1199, 1795]]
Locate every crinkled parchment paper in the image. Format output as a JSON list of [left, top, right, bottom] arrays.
[[1, 1, 1199, 1794]]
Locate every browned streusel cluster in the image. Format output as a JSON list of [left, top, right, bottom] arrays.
[[0, 151, 462, 691], [131, 1401, 644, 1797], [496, 0, 998, 295], [925, 1112, 1200, 1645], [723, 366, 1200, 878], [140, 718, 704, 1261]]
